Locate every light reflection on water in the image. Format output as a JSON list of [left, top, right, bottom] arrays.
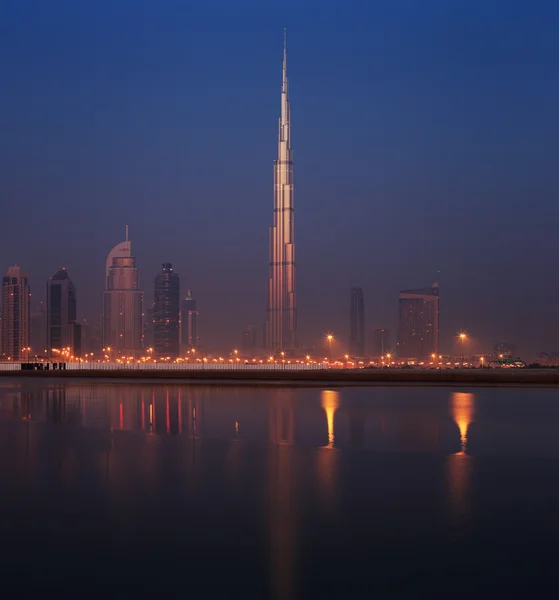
[[2, 382, 559, 597]]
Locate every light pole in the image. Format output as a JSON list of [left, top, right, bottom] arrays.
[[458, 332, 467, 366], [326, 334, 334, 361]]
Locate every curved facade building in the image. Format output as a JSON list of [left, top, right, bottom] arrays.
[[103, 231, 143, 356]]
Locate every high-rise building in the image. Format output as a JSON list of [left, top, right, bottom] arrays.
[[30, 301, 46, 356], [181, 290, 198, 350], [154, 263, 180, 357], [397, 284, 439, 359], [1, 266, 31, 360], [82, 318, 102, 357], [265, 33, 296, 352], [349, 286, 365, 357], [103, 228, 144, 356], [371, 328, 390, 357], [46, 268, 81, 357], [144, 303, 155, 350]]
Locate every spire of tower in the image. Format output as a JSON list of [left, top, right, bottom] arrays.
[[125, 224, 129, 242], [282, 29, 288, 94]]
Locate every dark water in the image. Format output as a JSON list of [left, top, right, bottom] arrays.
[[1, 380, 559, 597]]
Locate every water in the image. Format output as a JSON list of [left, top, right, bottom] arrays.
[[1, 379, 559, 597]]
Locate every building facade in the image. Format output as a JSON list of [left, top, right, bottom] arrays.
[[103, 232, 144, 356], [180, 290, 198, 350], [1, 266, 31, 360], [397, 284, 439, 359], [30, 301, 46, 356], [265, 34, 296, 352], [154, 263, 180, 357], [47, 268, 81, 357], [349, 286, 365, 357]]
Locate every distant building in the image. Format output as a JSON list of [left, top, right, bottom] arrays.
[[103, 229, 144, 356], [494, 342, 516, 358], [242, 325, 257, 353], [30, 301, 46, 356], [82, 318, 102, 357], [1, 266, 31, 360], [47, 268, 81, 358], [349, 286, 365, 357], [397, 284, 439, 359], [371, 328, 390, 356], [154, 263, 180, 357], [144, 303, 155, 350], [181, 289, 198, 350]]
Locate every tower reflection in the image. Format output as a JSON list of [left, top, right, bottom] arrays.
[[268, 390, 297, 599]]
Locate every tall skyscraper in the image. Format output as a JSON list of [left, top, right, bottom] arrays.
[[349, 286, 365, 357], [181, 290, 198, 350], [266, 33, 296, 352], [47, 268, 81, 357], [1, 266, 31, 360], [397, 284, 439, 359], [103, 228, 144, 356], [371, 328, 390, 356], [154, 263, 180, 357]]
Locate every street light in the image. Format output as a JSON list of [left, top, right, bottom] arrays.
[[326, 334, 334, 360], [458, 332, 467, 365]]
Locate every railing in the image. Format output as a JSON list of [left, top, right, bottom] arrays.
[[0, 361, 327, 372]]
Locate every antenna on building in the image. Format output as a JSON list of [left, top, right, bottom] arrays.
[[125, 224, 129, 242]]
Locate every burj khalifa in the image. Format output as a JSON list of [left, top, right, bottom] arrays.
[[266, 33, 296, 352]]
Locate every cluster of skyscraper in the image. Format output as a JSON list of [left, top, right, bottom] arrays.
[[101, 233, 199, 358], [0, 232, 199, 360], [0, 37, 446, 362]]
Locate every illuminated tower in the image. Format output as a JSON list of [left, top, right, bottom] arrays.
[[103, 227, 144, 356], [266, 32, 296, 352], [1, 266, 31, 360]]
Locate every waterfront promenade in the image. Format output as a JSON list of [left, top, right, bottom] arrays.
[[0, 364, 558, 386]]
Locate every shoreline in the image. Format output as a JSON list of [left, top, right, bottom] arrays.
[[1, 368, 558, 387]]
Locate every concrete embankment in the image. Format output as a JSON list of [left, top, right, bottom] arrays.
[[1, 368, 559, 387]]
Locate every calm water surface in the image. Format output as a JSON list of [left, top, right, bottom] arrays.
[[1, 379, 559, 597]]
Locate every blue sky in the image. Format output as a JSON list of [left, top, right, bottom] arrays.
[[0, 0, 558, 354]]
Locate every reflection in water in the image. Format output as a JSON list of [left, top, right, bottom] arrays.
[[447, 392, 476, 527], [268, 390, 297, 600], [317, 390, 340, 516], [321, 390, 339, 449], [451, 392, 475, 455]]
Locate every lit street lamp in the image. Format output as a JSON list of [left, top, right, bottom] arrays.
[[458, 332, 467, 366], [326, 334, 334, 360]]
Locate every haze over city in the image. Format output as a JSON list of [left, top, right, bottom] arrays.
[[1, 0, 558, 356]]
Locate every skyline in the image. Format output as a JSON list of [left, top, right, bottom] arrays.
[[1, 1, 558, 355]]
